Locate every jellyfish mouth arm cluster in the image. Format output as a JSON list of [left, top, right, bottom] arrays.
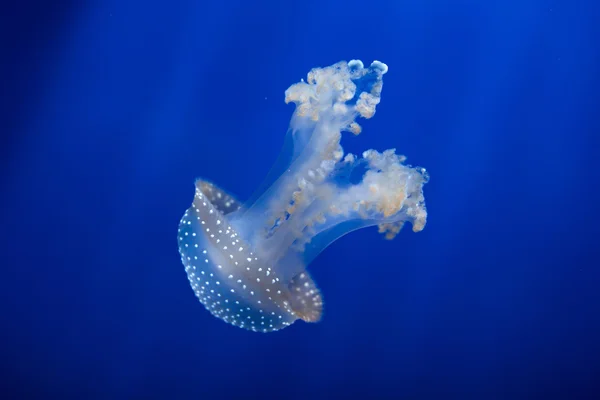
[[232, 60, 428, 269], [178, 60, 428, 332]]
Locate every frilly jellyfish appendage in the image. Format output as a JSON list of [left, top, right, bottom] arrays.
[[178, 60, 428, 332]]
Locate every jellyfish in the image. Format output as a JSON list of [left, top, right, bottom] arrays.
[[177, 60, 429, 332]]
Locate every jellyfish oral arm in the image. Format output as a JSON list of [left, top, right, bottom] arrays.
[[231, 60, 428, 273]]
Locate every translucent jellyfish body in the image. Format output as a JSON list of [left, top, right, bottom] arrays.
[[178, 60, 428, 332]]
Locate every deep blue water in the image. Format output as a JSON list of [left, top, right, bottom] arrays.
[[1, 1, 599, 399]]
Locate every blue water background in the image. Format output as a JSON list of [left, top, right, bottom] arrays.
[[1, 1, 599, 398]]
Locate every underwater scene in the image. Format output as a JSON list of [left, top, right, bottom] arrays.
[[1, 0, 599, 399]]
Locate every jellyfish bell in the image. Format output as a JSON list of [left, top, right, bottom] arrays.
[[178, 180, 323, 332], [178, 60, 428, 332]]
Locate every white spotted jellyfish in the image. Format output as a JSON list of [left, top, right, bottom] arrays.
[[178, 60, 429, 332]]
